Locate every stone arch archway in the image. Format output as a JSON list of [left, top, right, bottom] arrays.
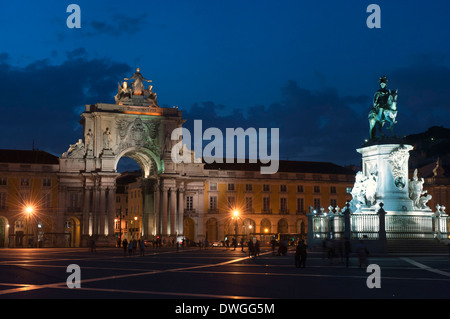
[[183, 217, 195, 243], [206, 218, 218, 242], [260, 218, 271, 234], [296, 219, 306, 237], [65, 216, 81, 247], [58, 77, 184, 247], [243, 218, 256, 236], [113, 146, 162, 178], [277, 218, 289, 233]]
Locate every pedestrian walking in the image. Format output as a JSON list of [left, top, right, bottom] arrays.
[[295, 240, 307, 268], [139, 240, 145, 256], [132, 239, 137, 255], [248, 239, 254, 258], [356, 240, 369, 268], [255, 240, 260, 257], [122, 238, 128, 256], [240, 238, 245, 252], [295, 242, 301, 268], [128, 241, 133, 256], [89, 236, 96, 253]]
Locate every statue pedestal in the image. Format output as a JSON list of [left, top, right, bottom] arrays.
[[357, 142, 414, 212]]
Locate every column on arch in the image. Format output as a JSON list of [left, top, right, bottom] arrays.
[[141, 178, 156, 239], [162, 186, 169, 236], [98, 185, 107, 236], [170, 187, 177, 236], [154, 183, 161, 237], [177, 184, 184, 237], [106, 185, 116, 237]]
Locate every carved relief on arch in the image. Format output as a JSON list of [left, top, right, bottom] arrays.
[[114, 118, 161, 157]]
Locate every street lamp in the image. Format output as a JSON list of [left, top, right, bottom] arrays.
[[232, 210, 239, 239], [24, 206, 34, 248]]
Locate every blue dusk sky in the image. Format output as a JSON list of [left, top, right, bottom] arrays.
[[0, 0, 449, 166]]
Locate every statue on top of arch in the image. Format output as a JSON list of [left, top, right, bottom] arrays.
[[114, 68, 159, 107]]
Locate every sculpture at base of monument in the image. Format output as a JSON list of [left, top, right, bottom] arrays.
[[409, 168, 432, 209], [368, 76, 398, 140], [350, 171, 378, 210]]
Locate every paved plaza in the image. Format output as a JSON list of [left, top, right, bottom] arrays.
[[0, 245, 449, 301]]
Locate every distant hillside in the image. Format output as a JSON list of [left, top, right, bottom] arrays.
[[405, 126, 450, 169]]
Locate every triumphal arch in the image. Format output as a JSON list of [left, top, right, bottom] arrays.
[[58, 69, 196, 247]]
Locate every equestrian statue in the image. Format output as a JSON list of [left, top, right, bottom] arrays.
[[368, 76, 398, 139]]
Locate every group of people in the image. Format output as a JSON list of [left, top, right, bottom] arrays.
[[292, 237, 370, 269], [121, 238, 146, 256], [322, 237, 369, 268]]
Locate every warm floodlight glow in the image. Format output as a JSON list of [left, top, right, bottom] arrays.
[[25, 206, 33, 215], [233, 210, 239, 217]]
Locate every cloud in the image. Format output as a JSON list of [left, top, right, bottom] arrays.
[[181, 58, 450, 166], [182, 80, 368, 165], [89, 13, 149, 37], [0, 50, 131, 155]]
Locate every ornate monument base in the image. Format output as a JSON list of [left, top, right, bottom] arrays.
[[351, 139, 432, 214]]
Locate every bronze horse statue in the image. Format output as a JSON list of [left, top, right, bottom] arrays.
[[368, 77, 398, 139]]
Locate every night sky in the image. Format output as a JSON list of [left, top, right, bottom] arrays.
[[1, 1, 449, 168]]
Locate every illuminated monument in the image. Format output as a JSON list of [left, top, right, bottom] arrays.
[[59, 69, 188, 247], [308, 77, 448, 253], [350, 76, 432, 213]]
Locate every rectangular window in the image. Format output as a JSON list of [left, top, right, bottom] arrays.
[[70, 193, 79, 209], [313, 198, 321, 211], [43, 178, 51, 187], [44, 193, 51, 208], [227, 196, 236, 208], [297, 185, 303, 193], [209, 196, 217, 210], [297, 198, 304, 213], [330, 186, 337, 194], [20, 178, 30, 187], [227, 183, 235, 191], [210, 183, 217, 191], [245, 197, 253, 211], [330, 199, 337, 208], [263, 197, 271, 211], [346, 187, 352, 194], [0, 192, 6, 209], [186, 196, 193, 210], [280, 197, 287, 213], [280, 185, 287, 192], [245, 184, 253, 192], [0, 177, 7, 186], [314, 186, 320, 193], [263, 184, 270, 192]]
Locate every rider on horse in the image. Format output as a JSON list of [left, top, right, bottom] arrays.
[[368, 76, 398, 139]]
